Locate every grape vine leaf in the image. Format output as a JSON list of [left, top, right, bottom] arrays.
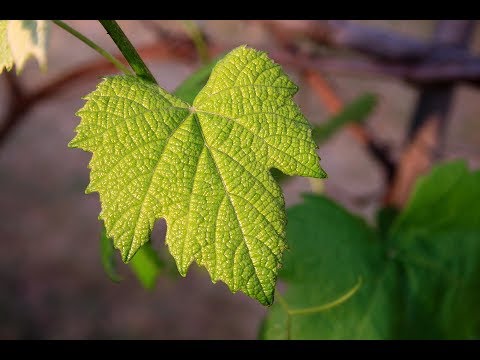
[[259, 195, 398, 339], [69, 45, 326, 305], [0, 20, 49, 74], [261, 161, 480, 338], [97, 66, 212, 288], [388, 161, 480, 339]]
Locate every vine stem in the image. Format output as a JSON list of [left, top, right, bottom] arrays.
[[51, 20, 132, 75], [99, 20, 157, 84], [181, 20, 209, 64]]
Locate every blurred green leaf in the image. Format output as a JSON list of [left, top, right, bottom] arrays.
[[376, 206, 399, 239], [129, 242, 164, 290], [390, 161, 478, 234], [173, 54, 225, 103], [389, 161, 480, 339], [260, 195, 396, 339], [180, 20, 209, 65], [313, 93, 377, 144], [262, 161, 480, 339]]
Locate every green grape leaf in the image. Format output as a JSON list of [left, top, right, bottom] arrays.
[[0, 20, 49, 74], [262, 161, 480, 338], [69, 45, 326, 305], [389, 161, 480, 339], [260, 195, 398, 339]]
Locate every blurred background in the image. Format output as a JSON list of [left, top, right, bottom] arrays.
[[1, 20, 480, 339]]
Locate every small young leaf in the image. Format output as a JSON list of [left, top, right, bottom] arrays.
[[0, 20, 49, 74], [173, 54, 224, 103], [70, 46, 326, 305], [313, 93, 377, 144], [128, 242, 164, 290]]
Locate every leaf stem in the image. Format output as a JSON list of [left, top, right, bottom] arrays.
[[99, 20, 157, 84], [181, 20, 209, 64], [52, 20, 132, 75]]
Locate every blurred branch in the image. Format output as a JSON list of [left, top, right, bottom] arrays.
[[254, 20, 480, 86], [257, 20, 432, 61], [0, 73, 27, 146], [384, 20, 475, 207]]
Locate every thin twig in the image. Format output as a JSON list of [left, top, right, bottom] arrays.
[[181, 20, 210, 64], [52, 20, 132, 75]]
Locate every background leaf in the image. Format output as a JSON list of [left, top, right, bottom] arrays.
[[173, 55, 224, 103], [389, 161, 480, 339], [100, 222, 164, 289], [0, 20, 49, 74], [262, 161, 480, 339], [260, 195, 398, 339], [312, 93, 377, 144]]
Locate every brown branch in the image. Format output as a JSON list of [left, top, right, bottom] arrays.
[[384, 20, 475, 207], [385, 119, 439, 207], [253, 20, 480, 86], [289, 57, 480, 85], [256, 20, 478, 63]]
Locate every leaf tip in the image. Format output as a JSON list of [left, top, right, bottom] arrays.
[[318, 166, 328, 179], [67, 137, 79, 148], [261, 292, 275, 307]]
